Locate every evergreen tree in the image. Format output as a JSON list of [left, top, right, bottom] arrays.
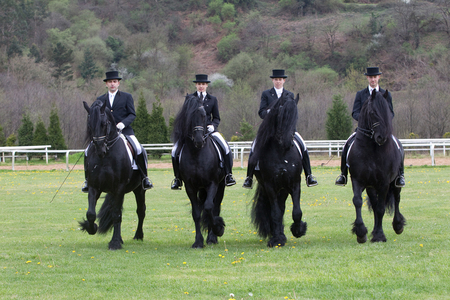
[[0, 125, 6, 146], [148, 100, 169, 158], [18, 113, 34, 146], [79, 47, 98, 83], [238, 118, 255, 141], [28, 43, 42, 63], [325, 94, 352, 140], [105, 36, 126, 63], [33, 117, 48, 145], [50, 42, 74, 81], [6, 134, 17, 146], [133, 92, 151, 143], [48, 107, 67, 156]]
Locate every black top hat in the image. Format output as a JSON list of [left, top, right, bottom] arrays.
[[270, 69, 288, 78], [364, 67, 382, 76], [193, 74, 211, 83], [103, 70, 122, 82]]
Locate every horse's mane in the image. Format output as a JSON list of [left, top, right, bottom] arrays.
[[255, 93, 298, 150], [172, 94, 203, 143], [359, 90, 393, 136]]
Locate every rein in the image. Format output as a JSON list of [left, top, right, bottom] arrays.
[[89, 114, 121, 151]]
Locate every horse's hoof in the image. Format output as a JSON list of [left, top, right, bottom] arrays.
[[191, 242, 204, 249], [394, 227, 404, 235], [357, 235, 367, 244], [108, 241, 123, 250], [88, 223, 98, 235]]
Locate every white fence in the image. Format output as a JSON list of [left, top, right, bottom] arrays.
[[1, 138, 449, 171]]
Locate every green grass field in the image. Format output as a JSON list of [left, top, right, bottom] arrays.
[[0, 165, 449, 299]]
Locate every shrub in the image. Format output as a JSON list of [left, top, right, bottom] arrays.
[[217, 33, 240, 62]]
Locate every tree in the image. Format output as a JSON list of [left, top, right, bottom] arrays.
[[28, 44, 42, 63], [48, 107, 67, 156], [6, 134, 17, 146], [79, 48, 98, 83], [148, 100, 169, 158], [0, 125, 6, 146], [325, 94, 352, 140], [105, 36, 126, 63], [236, 118, 255, 141], [33, 117, 48, 146], [133, 92, 151, 144], [18, 113, 34, 146], [50, 42, 74, 81]]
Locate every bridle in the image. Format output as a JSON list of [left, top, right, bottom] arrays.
[[89, 113, 121, 151], [188, 105, 209, 146], [357, 122, 380, 140]]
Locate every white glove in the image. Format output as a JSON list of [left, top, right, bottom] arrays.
[[267, 109, 271, 114], [207, 125, 214, 133], [116, 122, 125, 130]]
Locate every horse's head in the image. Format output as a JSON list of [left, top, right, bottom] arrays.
[[358, 90, 393, 146], [256, 93, 299, 150], [84, 100, 118, 157], [172, 94, 206, 149]]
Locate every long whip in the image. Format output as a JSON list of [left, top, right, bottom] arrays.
[[50, 151, 84, 203]]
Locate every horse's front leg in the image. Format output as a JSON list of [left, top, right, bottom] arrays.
[[186, 186, 204, 248], [367, 187, 387, 242], [109, 193, 125, 250], [79, 188, 101, 235], [391, 184, 406, 235], [206, 183, 225, 245], [133, 188, 146, 241], [351, 180, 368, 243], [290, 185, 307, 239], [203, 184, 225, 245], [266, 185, 286, 247]]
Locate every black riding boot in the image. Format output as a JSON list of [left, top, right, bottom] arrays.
[[395, 154, 406, 187], [224, 152, 236, 186], [81, 156, 88, 193], [301, 149, 318, 187], [81, 169, 89, 193], [294, 135, 317, 187], [335, 135, 355, 186], [136, 151, 153, 190], [171, 155, 182, 190], [243, 150, 256, 189]]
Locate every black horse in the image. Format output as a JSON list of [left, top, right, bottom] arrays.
[[347, 90, 406, 243], [172, 94, 226, 248], [79, 100, 147, 250], [251, 93, 307, 247]]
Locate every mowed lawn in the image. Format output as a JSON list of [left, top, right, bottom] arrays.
[[0, 165, 449, 299]]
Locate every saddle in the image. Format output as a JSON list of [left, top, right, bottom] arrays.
[[179, 136, 224, 168]]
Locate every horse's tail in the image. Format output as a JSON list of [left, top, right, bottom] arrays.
[[385, 184, 396, 215], [251, 184, 272, 238], [97, 193, 122, 234]]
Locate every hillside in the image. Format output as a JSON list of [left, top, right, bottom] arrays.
[[1, 0, 450, 148]]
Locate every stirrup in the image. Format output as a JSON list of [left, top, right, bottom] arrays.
[[395, 176, 405, 188], [242, 177, 253, 189], [335, 174, 347, 186], [171, 178, 182, 190], [142, 177, 153, 190], [225, 174, 236, 186], [306, 174, 318, 187], [81, 180, 88, 193]]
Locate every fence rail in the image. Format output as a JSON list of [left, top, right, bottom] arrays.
[[1, 139, 449, 171]]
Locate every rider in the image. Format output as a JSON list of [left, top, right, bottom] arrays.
[[242, 69, 318, 189], [335, 66, 406, 187], [170, 74, 236, 190], [81, 69, 153, 192]]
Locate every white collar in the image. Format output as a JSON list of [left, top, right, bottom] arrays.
[[368, 86, 379, 93], [198, 91, 206, 98], [274, 87, 283, 95], [109, 90, 118, 98]]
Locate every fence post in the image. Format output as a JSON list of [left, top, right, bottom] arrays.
[[66, 151, 70, 171], [240, 147, 244, 168], [12, 151, 15, 171], [430, 143, 435, 166], [45, 147, 49, 164]]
